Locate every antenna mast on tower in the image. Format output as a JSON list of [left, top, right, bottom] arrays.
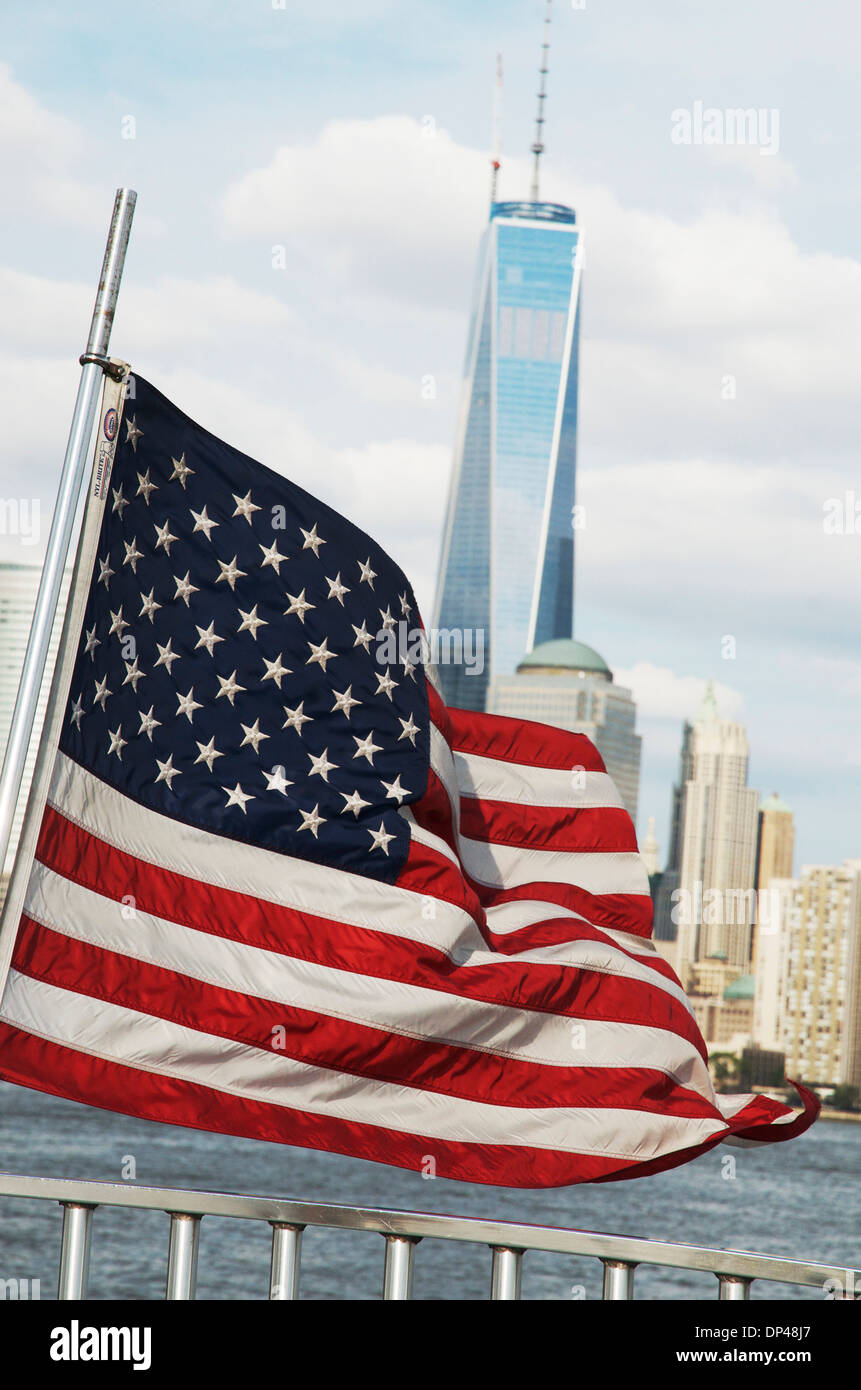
[[489, 53, 503, 210], [530, 0, 553, 202]]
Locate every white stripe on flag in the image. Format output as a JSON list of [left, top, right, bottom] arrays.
[[458, 835, 650, 896], [429, 722, 461, 830], [484, 897, 662, 958], [454, 752, 626, 810]]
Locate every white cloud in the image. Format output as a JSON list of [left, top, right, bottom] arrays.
[[0, 61, 80, 162], [575, 457, 857, 656], [614, 662, 744, 722], [0, 64, 110, 229], [221, 116, 488, 309], [704, 142, 800, 193], [330, 437, 449, 615], [220, 115, 859, 344], [332, 354, 448, 407], [220, 115, 861, 471], [121, 276, 292, 346], [0, 269, 292, 357]]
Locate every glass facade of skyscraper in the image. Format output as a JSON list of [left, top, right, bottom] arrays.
[[433, 201, 582, 711]]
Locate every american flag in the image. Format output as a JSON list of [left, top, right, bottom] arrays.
[[0, 376, 816, 1186]]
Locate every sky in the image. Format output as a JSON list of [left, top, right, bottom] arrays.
[[0, 0, 859, 867]]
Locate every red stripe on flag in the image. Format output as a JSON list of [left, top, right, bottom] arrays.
[[726, 1082, 821, 1143], [483, 916, 681, 981], [447, 707, 608, 773], [400, 836, 486, 925], [426, 679, 454, 743], [410, 768, 460, 857], [473, 881, 654, 939], [459, 798, 639, 854]]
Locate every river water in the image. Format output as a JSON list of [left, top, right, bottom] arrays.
[[0, 1082, 857, 1300]]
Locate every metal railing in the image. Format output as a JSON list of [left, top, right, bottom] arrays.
[[0, 1172, 856, 1301]]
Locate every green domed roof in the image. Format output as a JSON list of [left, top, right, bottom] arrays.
[[517, 639, 612, 679], [723, 974, 755, 1001], [761, 792, 792, 814]]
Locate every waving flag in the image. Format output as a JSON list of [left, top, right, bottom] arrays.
[[0, 377, 817, 1186]]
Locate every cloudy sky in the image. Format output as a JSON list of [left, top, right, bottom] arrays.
[[1, 0, 859, 866]]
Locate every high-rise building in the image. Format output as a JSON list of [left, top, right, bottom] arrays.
[[752, 876, 794, 1052], [641, 815, 659, 877], [0, 562, 67, 876], [486, 638, 641, 820], [750, 793, 795, 1039], [434, 3, 583, 712], [433, 200, 582, 711], [673, 682, 760, 986], [755, 792, 794, 888], [763, 861, 861, 1088], [690, 973, 755, 1052], [652, 719, 695, 943]]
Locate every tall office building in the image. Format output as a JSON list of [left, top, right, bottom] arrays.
[[433, 210, 582, 710], [755, 792, 794, 888], [0, 563, 67, 876], [674, 682, 760, 987], [641, 816, 659, 877], [487, 638, 641, 819], [434, 6, 583, 712], [750, 792, 795, 1019], [652, 719, 694, 943], [760, 861, 861, 1088], [752, 876, 794, 1052]]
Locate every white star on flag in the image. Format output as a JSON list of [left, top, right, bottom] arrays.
[[194, 737, 223, 771], [300, 523, 325, 556]]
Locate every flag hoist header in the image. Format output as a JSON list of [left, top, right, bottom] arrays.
[[0, 191, 818, 1188]]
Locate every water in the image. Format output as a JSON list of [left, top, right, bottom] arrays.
[[0, 1082, 857, 1300]]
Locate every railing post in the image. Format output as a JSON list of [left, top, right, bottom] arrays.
[[58, 1202, 95, 1300], [490, 1245, 523, 1300], [382, 1234, 420, 1300], [718, 1274, 752, 1300], [165, 1213, 201, 1300], [269, 1222, 304, 1300], [602, 1259, 636, 1300]]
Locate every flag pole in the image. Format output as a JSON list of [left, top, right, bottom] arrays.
[[0, 187, 136, 881]]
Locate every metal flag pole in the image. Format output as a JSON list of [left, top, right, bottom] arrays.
[[0, 187, 136, 881]]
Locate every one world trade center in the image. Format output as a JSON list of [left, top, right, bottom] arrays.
[[432, 7, 583, 712]]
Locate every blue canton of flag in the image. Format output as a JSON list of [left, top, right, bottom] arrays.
[[60, 375, 429, 883]]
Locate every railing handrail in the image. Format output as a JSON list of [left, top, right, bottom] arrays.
[[0, 1170, 855, 1291]]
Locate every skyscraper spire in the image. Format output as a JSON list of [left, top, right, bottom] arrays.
[[489, 53, 503, 211], [699, 678, 719, 723], [642, 815, 659, 876], [529, 0, 553, 202]]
